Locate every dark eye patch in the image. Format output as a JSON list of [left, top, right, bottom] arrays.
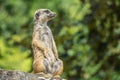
[[35, 13, 39, 20], [44, 10, 50, 14]]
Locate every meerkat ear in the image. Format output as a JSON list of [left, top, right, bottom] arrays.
[[35, 13, 40, 20]]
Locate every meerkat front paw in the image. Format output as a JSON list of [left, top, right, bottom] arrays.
[[43, 48, 49, 58]]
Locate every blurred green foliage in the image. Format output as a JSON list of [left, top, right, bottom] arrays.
[[0, 0, 120, 80]]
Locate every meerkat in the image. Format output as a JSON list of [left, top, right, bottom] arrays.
[[32, 9, 63, 78]]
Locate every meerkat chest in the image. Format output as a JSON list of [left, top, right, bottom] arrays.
[[39, 27, 52, 39], [38, 26, 53, 47]]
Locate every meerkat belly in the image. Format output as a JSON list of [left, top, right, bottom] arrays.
[[40, 32, 56, 63]]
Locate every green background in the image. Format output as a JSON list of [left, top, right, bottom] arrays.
[[0, 0, 120, 80]]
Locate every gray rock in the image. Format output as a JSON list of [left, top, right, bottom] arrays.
[[0, 69, 65, 80]]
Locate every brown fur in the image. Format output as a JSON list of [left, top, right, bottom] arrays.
[[32, 9, 63, 78]]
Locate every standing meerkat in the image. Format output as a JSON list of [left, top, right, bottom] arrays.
[[32, 9, 63, 78]]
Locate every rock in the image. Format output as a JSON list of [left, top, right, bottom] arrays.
[[0, 69, 65, 80]]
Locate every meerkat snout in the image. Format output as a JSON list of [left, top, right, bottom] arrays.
[[34, 9, 56, 22], [47, 12, 56, 18]]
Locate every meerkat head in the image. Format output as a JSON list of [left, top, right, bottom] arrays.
[[34, 9, 56, 23]]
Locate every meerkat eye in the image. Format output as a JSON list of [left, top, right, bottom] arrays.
[[44, 10, 50, 14]]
